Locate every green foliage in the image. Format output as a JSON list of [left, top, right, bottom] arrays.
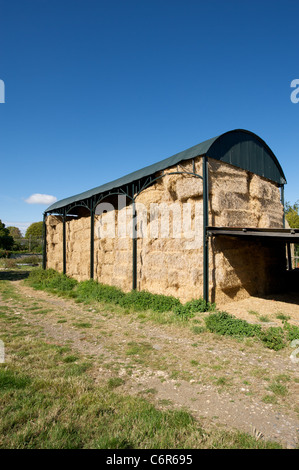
[[205, 312, 261, 338], [283, 321, 299, 342], [258, 327, 286, 351], [0, 220, 14, 250], [6, 226, 23, 239], [119, 290, 180, 313], [204, 311, 299, 351], [25, 221, 43, 239], [285, 200, 299, 228], [27, 268, 77, 292], [27, 270, 180, 313], [174, 298, 215, 319], [0, 369, 31, 391], [0, 249, 11, 259], [75, 279, 125, 305]]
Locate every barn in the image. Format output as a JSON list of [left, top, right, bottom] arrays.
[[43, 129, 299, 304]]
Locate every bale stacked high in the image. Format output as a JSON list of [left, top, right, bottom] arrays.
[[45, 155, 285, 303]]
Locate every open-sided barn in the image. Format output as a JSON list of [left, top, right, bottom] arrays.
[[43, 129, 299, 304]]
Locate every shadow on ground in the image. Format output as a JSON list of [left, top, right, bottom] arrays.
[[0, 270, 30, 281]]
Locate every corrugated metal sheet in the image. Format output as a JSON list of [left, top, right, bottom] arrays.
[[46, 129, 286, 213], [207, 130, 285, 185], [207, 227, 299, 243]]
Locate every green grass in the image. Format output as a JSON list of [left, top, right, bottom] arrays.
[[72, 322, 92, 329], [107, 377, 125, 389], [267, 382, 288, 397]]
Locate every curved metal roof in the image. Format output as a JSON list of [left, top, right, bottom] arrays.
[[46, 129, 286, 213]]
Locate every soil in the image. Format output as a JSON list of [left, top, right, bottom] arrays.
[[1, 277, 299, 448]]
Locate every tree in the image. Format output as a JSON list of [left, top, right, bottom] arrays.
[[25, 221, 43, 239], [0, 220, 14, 250], [285, 200, 299, 228], [285, 201, 299, 262], [7, 226, 23, 239]]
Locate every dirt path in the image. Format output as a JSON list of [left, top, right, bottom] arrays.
[[2, 279, 299, 448]]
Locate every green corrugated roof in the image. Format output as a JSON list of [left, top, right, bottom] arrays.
[[46, 129, 286, 213]]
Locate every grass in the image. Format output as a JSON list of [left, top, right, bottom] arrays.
[[73, 322, 92, 329], [0, 279, 282, 449], [267, 382, 288, 397], [259, 315, 270, 323]]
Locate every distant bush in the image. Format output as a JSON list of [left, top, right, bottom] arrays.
[[0, 249, 11, 259], [0, 220, 14, 250], [25, 222, 43, 239], [1, 258, 17, 269], [16, 255, 41, 265]]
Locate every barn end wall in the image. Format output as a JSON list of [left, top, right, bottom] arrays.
[[46, 156, 285, 304]]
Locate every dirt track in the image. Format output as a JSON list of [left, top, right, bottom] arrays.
[[1, 276, 299, 448]]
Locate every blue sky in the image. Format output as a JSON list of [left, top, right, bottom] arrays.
[[0, 0, 298, 233]]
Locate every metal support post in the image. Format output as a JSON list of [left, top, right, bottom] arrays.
[[42, 213, 47, 270], [63, 210, 66, 275], [202, 155, 209, 303]]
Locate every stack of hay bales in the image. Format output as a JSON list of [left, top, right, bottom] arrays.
[[46, 215, 63, 272], [45, 155, 285, 303]]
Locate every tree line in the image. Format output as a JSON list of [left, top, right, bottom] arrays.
[[0, 221, 43, 252]]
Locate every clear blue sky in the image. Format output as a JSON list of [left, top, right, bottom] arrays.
[[0, 0, 298, 233]]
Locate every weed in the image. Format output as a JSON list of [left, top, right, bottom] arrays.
[[73, 322, 92, 329], [215, 377, 230, 387], [258, 327, 286, 351], [283, 322, 299, 342], [204, 311, 296, 351], [174, 298, 215, 319], [275, 313, 290, 321], [262, 395, 277, 404], [191, 326, 206, 334], [205, 312, 261, 338], [259, 315, 270, 323], [190, 360, 199, 367], [267, 382, 288, 397], [119, 290, 180, 313]]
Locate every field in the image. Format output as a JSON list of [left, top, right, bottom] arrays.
[[0, 267, 298, 449]]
